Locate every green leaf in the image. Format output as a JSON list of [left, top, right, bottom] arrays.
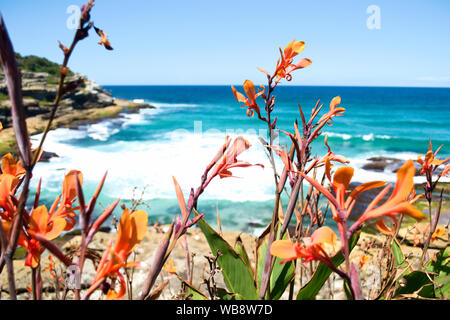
[[394, 271, 435, 299], [391, 238, 411, 279], [423, 247, 450, 299], [434, 275, 450, 299], [234, 235, 253, 276], [343, 279, 353, 300], [195, 211, 258, 300], [257, 237, 295, 300], [176, 275, 209, 300], [426, 247, 450, 276], [296, 230, 360, 300], [216, 288, 245, 300], [391, 239, 408, 268]]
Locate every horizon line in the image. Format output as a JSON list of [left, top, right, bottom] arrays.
[[100, 84, 450, 89]]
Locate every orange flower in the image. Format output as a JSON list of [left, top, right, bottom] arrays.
[[90, 209, 148, 300], [359, 254, 370, 268], [299, 160, 425, 234], [271, 226, 341, 265], [205, 136, 264, 186], [17, 205, 67, 268], [163, 259, 177, 274], [274, 40, 312, 82], [317, 97, 346, 126], [0, 173, 17, 219], [231, 80, 265, 118], [355, 160, 425, 227], [431, 227, 445, 242], [48, 170, 83, 231], [1, 153, 26, 178], [0, 153, 27, 219], [417, 142, 449, 176]]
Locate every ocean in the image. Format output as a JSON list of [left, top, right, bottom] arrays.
[[30, 85, 450, 233]]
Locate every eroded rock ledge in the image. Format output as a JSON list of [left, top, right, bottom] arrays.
[[0, 71, 154, 156]]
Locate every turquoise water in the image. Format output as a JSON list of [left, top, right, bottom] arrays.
[[30, 86, 450, 232]]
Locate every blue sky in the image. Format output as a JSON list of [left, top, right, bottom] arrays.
[[1, 0, 450, 86]]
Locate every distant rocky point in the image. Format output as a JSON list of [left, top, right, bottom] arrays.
[[0, 53, 154, 156], [0, 71, 116, 127]]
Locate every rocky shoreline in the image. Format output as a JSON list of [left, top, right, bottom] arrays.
[[0, 70, 154, 156], [0, 220, 447, 300]]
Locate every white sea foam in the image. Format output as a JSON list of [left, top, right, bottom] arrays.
[[30, 107, 447, 205], [86, 122, 120, 141], [147, 101, 200, 109], [31, 127, 278, 203], [362, 133, 374, 141], [324, 131, 393, 141], [324, 132, 352, 140]]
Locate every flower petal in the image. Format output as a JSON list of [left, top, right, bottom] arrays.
[[333, 166, 354, 191], [243, 80, 256, 103], [270, 240, 298, 260], [388, 160, 415, 204], [231, 86, 247, 103], [45, 217, 67, 240], [173, 176, 188, 220], [29, 205, 49, 234]]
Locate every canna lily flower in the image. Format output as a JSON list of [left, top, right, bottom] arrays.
[[417, 141, 449, 176], [274, 40, 312, 82], [8, 205, 67, 268], [354, 160, 425, 229], [205, 136, 264, 186], [231, 80, 265, 118], [48, 170, 83, 231], [317, 97, 346, 126], [299, 160, 425, 235], [0, 173, 18, 219], [270, 226, 341, 268], [300, 161, 386, 223], [0, 153, 27, 218], [90, 209, 148, 300], [1, 153, 26, 179]]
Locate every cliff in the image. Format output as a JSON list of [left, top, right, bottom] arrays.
[[0, 53, 154, 156]]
